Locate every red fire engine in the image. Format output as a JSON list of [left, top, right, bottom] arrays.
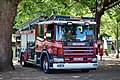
[[16, 15, 98, 73]]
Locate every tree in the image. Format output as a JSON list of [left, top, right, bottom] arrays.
[[93, 0, 120, 34], [100, 5, 120, 38], [14, 0, 91, 28], [95, 1, 120, 58], [0, 0, 119, 71], [0, 0, 20, 71]]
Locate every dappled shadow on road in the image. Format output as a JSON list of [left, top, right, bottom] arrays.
[[96, 60, 120, 73], [0, 64, 48, 80], [0, 60, 120, 80], [51, 70, 88, 74]]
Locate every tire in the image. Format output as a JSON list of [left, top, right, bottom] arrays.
[[42, 56, 52, 74], [81, 69, 90, 73], [20, 53, 27, 67]]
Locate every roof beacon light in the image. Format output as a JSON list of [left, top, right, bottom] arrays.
[[67, 22, 72, 25], [84, 22, 90, 26]]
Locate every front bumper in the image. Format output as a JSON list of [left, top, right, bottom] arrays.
[[49, 63, 98, 69]]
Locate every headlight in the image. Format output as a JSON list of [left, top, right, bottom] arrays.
[[92, 58, 97, 61], [54, 58, 64, 62]]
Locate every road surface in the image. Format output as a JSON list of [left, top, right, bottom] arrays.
[[0, 60, 120, 80]]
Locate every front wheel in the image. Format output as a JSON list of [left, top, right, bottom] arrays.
[[42, 56, 52, 74]]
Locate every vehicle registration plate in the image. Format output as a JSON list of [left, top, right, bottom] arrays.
[[73, 58, 83, 60]]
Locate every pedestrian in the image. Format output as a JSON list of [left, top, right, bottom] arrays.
[[103, 38, 108, 56], [111, 41, 115, 57]]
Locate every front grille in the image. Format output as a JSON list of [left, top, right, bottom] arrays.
[[63, 46, 94, 55], [63, 46, 94, 62]]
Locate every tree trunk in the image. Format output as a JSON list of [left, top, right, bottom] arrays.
[[96, 7, 105, 34], [96, 13, 102, 37], [0, 0, 19, 71]]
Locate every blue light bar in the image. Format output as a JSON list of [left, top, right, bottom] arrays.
[[81, 17, 95, 20], [54, 16, 70, 19]]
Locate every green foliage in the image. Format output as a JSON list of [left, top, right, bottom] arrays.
[[101, 5, 120, 39], [14, 0, 120, 39], [14, 0, 95, 27]]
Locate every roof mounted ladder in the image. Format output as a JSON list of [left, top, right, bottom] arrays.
[[16, 16, 46, 30]]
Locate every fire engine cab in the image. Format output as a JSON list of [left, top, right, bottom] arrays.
[[16, 15, 98, 73]]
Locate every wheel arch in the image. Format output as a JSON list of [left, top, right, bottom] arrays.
[[20, 51, 27, 67], [40, 49, 50, 69], [20, 51, 25, 61]]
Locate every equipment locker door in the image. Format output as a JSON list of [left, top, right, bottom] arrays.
[[21, 34, 27, 50]]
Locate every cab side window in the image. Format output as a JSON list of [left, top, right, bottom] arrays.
[[46, 24, 55, 39], [38, 25, 44, 38]]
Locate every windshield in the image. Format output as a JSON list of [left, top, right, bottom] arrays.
[[56, 24, 96, 41]]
